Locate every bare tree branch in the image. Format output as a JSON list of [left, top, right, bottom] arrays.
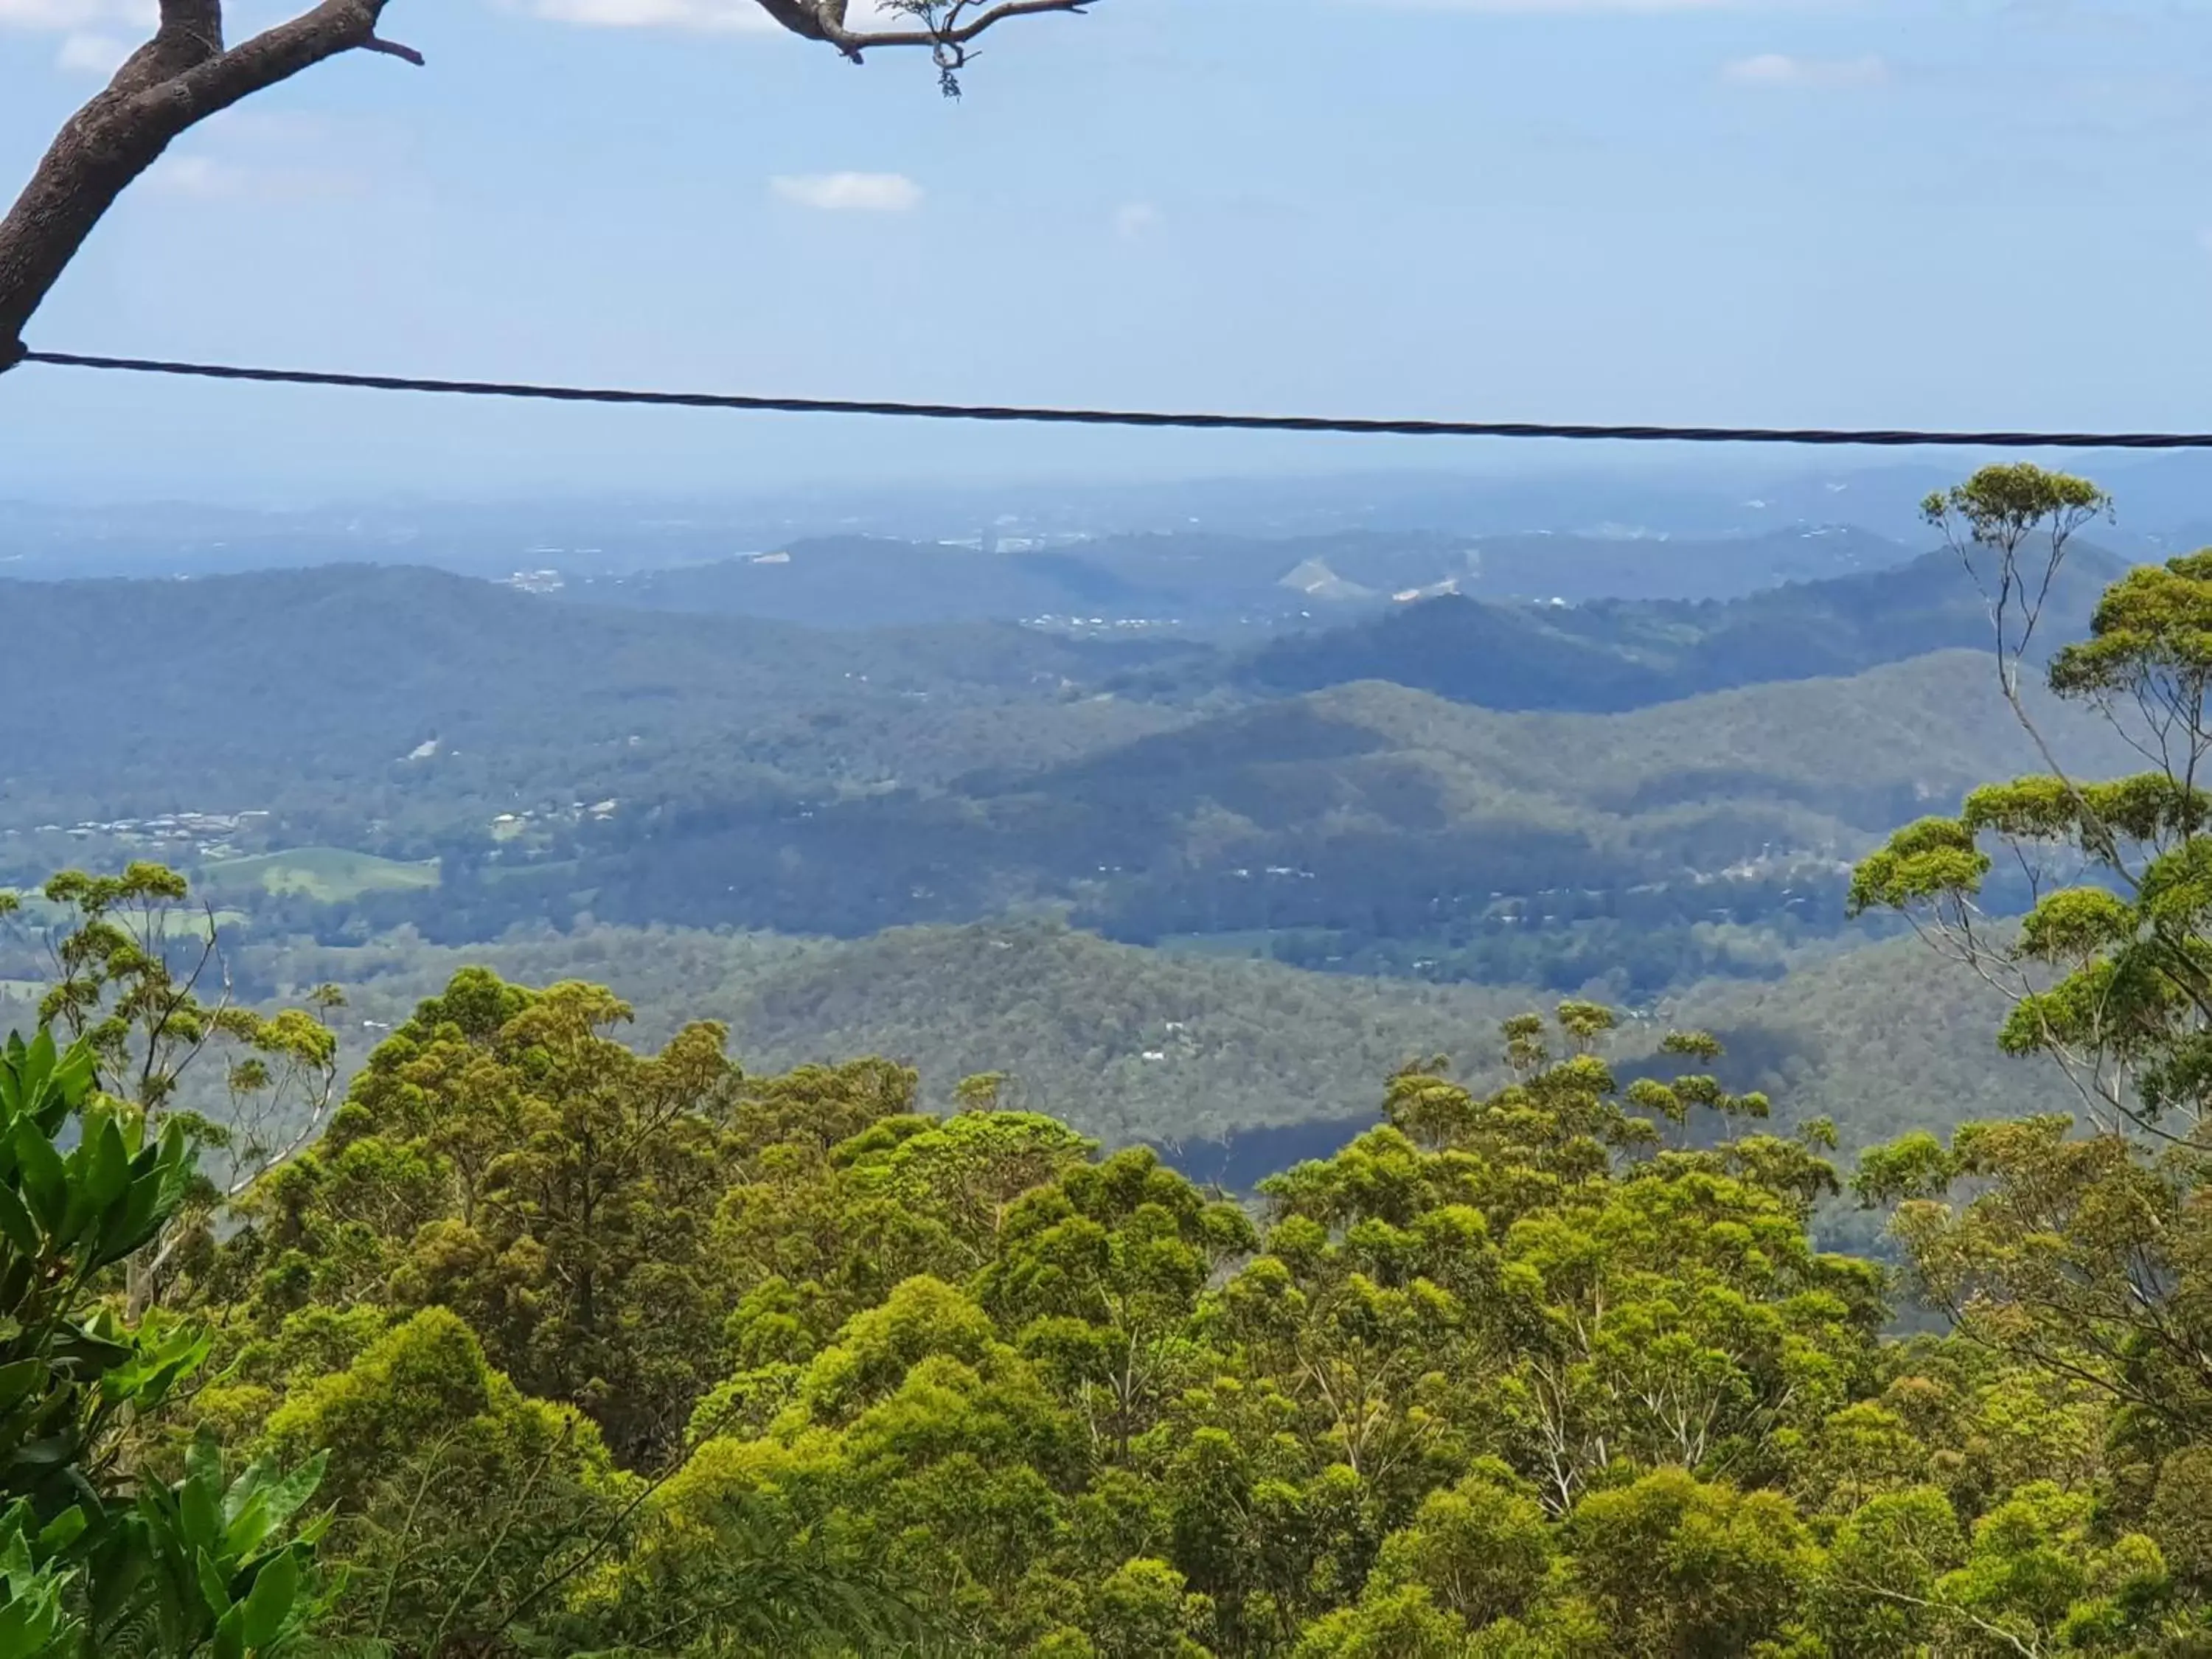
[[757, 0, 1089, 62], [361, 35, 427, 65], [0, 0, 1096, 368], [0, 1, 407, 365]]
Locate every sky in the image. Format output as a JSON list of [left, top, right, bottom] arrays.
[[1, 0, 2209, 501]]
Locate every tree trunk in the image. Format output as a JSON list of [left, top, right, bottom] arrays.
[[0, 1, 398, 369], [0, 109, 180, 367]]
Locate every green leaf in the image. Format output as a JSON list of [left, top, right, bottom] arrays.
[[33, 1506, 85, 1557], [47, 1043, 94, 1107], [185, 1431, 223, 1496], [195, 1546, 233, 1616], [86, 1516, 152, 1630], [223, 1456, 275, 1528], [0, 1184, 39, 1261], [238, 1548, 300, 1649], [83, 1119, 128, 1220], [8, 1124, 64, 1238], [181, 1470, 222, 1554], [225, 1494, 273, 1559], [256, 1453, 327, 1532], [21, 1030, 53, 1102], [0, 1360, 46, 1416], [96, 1175, 166, 1270], [3, 1433, 77, 1473], [212, 1601, 246, 1659]]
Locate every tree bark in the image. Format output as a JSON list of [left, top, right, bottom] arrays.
[[0, 0, 400, 369]]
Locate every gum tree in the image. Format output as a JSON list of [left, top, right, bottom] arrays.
[[1849, 465, 2212, 1529]]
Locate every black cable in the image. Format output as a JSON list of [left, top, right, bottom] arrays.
[[21, 348, 2212, 449]]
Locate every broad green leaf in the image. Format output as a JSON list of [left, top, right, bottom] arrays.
[[223, 1456, 275, 1529], [84, 1118, 128, 1218], [0, 1360, 45, 1415], [33, 1507, 84, 1556], [185, 1431, 223, 1495], [256, 1452, 327, 1531], [225, 1494, 273, 1559], [181, 1470, 221, 1554], [21, 1030, 53, 1101], [195, 1545, 233, 1615], [0, 1185, 38, 1260], [238, 1548, 300, 1649], [212, 1601, 246, 1659], [4, 1433, 77, 1472], [8, 1124, 64, 1238]]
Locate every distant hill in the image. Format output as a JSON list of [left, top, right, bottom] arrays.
[[223, 917, 1534, 1144], [204, 916, 2076, 1164], [1234, 548, 2125, 712], [572, 525, 1924, 632], [1671, 930, 2078, 1152], [0, 550, 2143, 987], [0, 543, 2040, 848], [560, 649, 2136, 953], [568, 536, 1157, 630], [0, 563, 1188, 831]]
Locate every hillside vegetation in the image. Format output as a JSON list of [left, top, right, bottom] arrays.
[[575, 524, 1921, 628], [0, 564, 1190, 832], [10, 469, 2212, 1657], [560, 649, 2135, 961], [1233, 547, 2121, 709], [181, 914, 2070, 1158], [0, 543, 2085, 841]]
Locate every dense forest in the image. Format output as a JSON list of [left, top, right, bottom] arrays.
[[35, 914, 2053, 1157], [4, 466, 2212, 1657]]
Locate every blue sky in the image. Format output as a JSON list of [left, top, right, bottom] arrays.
[[1, 0, 2208, 500]]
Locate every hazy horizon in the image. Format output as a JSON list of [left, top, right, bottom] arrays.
[[7, 0, 2211, 498]]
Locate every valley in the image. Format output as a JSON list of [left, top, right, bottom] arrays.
[[0, 500, 2135, 1169]]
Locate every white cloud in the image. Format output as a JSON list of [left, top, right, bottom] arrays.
[[1722, 52, 1889, 87], [55, 29, 125, 71], [770, 171, 923, 212], [1114, 201, 1162, 240]]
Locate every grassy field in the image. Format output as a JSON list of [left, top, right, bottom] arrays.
[[198, 848, 441, 903]]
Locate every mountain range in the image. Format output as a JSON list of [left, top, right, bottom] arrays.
[[0, 509, 2154, 1174]]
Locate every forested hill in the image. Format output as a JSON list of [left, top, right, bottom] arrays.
[[570, 649, 2137, 947], [0, 540, 2122, 836], [156, 912, 2070, 1155], [571, 523, 1922, 626], [0, 563, 1193, 827], [1230, 546, 2126, 710], [0, 546, 2143, 1011]]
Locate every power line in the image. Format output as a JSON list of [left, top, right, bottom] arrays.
[[20, 348, 2212, 449]]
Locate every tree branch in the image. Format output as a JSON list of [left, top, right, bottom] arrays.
[[838, 0, 1092, 51], [755, 0, 1091, 65], [361, 35, 427, 65], [110, 0, 226, 97], [0, 0, 405, 367], [0, 0, 1094, 369]]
